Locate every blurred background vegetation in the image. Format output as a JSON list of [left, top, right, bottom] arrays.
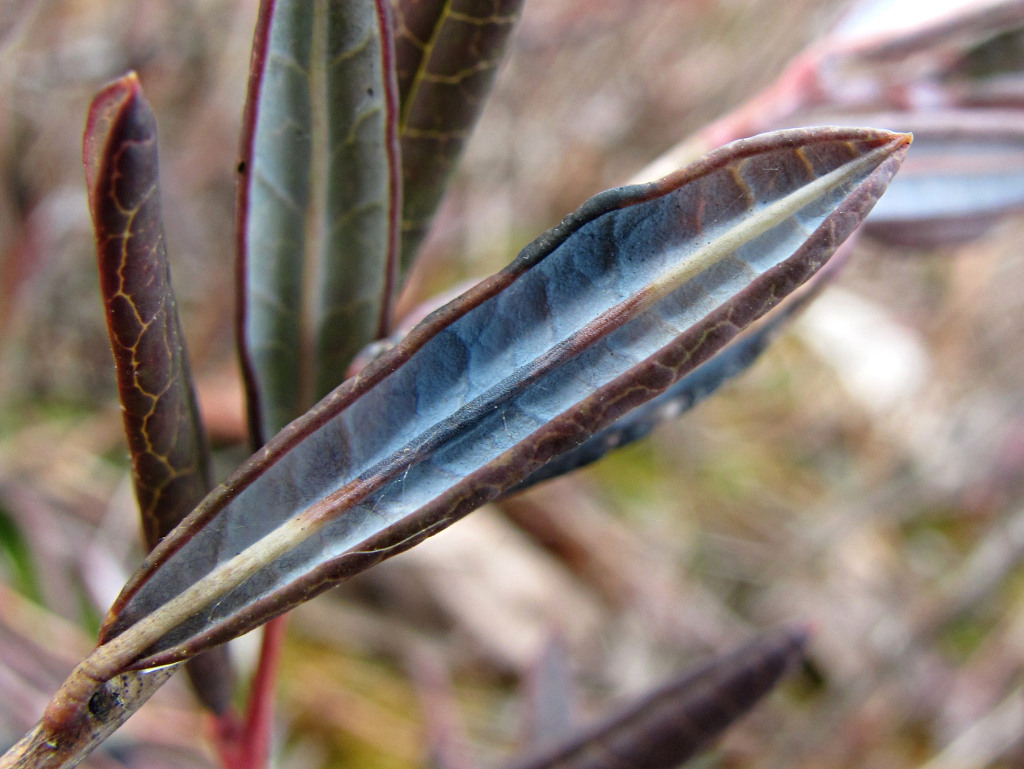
[[3, 1, 1024, 767]]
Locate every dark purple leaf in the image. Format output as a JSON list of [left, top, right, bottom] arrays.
[[84, 71, 233, 715], [85, 72, 213, 552], [504, 625, 810, 769]]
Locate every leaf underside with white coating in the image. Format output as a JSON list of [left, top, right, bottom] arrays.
[[238, 0, 400, 441], [510, 232, 858, 492], [82, 126, 908, 679], [510, 302, 795, 492]]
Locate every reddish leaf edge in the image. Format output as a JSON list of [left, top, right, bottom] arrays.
[[234, 0, 403, 448], [83, 72, 142, 222], [30, 127, 908, 736], [234, 0, 277, 449], [126, 127, 912, 625], [103, 127, 911, 664], [84, 69, 236, 718]]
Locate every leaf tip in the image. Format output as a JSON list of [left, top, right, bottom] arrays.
[[893, 129, 913, 151], [876, 128, 913, 161], [83, 70, 146, 216]]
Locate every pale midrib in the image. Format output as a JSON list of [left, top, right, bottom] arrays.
[[78, 139, 897, 682], [298, 0, 331, 418]]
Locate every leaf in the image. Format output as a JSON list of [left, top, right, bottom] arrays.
[[509, 236, 858, 492], [74, 69, 238, 727], [952, 21, 1024, 80], [633, 0, 1022, 186], [858, 111, 1024, 245], [86, 73, 214, 571], [392, 0, 524, 274], [49, 127, 907, 705], [829, 0, 1024, 66], [237, 0, 402, 442], [85, 72, 234, 718], [503, 625, 810, 769]]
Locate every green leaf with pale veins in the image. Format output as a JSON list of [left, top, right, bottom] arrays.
[[238, 0, 402, 442], [392, 0, 524, 274]]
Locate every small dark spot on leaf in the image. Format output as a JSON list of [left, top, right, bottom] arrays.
[[237, 161, 247, 175], [88, 688, 120, 719], [367, 87, 374, 97]]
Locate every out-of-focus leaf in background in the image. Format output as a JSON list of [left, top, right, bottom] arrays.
[[505, 625, 809, 769], [855, 111, 1024, 244]]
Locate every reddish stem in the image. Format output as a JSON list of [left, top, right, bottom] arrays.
[[242, 615, 290, 768], [210, 615, 289, 769], [211, 710, 245, 769]]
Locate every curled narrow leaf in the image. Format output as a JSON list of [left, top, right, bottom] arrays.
[[82, 72, 234, 731], [238, 0, 401, 441], [52, 127, 905, 702], [392, 0, 524, 273], [85, 73, 213, 548], [504, 626, 810, 769], [0, 74, 176, 769]]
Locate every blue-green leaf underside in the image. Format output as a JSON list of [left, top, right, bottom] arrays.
[[510, 307, 792, 492], [509, 237, 852, 492], [82, 127, 907, 679]]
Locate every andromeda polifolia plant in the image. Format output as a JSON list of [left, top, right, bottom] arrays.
[[31, 0, 1024, 766]]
